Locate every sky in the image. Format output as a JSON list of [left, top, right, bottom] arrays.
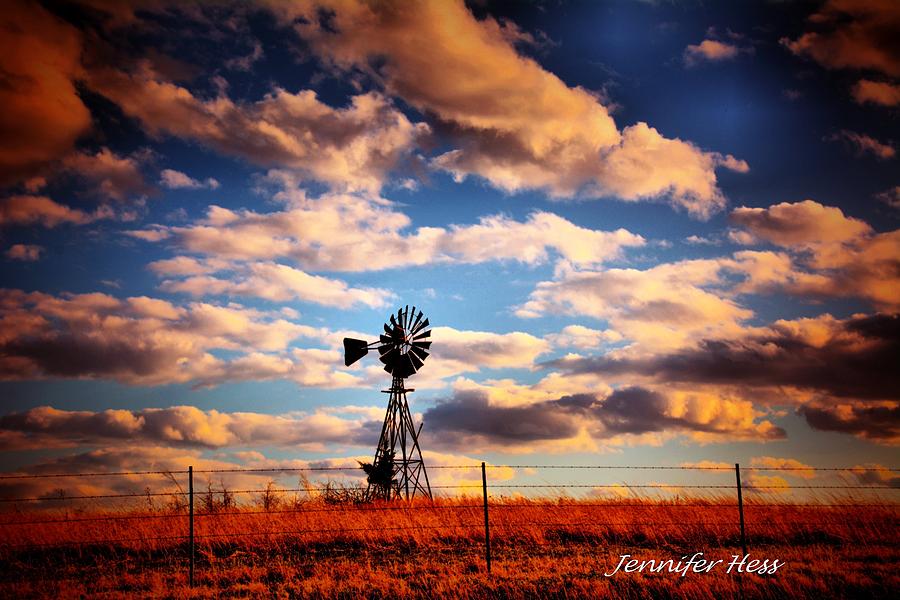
[[0, 0, 898, 498]]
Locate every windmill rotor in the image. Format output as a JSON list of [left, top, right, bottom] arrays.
[[343, 306, 431, 378]]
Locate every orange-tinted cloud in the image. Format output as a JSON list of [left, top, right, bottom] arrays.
[[683, 39, 742, 67], [827, 130, 895, 159], [551, 312, 900, 442], [133, 185, 644, 273], [422, 385, 783, 452], [852, 79, 900, 106], [730, 201, 900, 309], [61, 147, 153, 202], [158, 261, 394, 308], [782, 0, 900, 77], [0, 289, 368, 387], [87, 65, 426, 194], [750, 456, 817, 479], [0, 195, 96, 228], [800, 402, 899, 443], [876, 186, 900, 209], [0, 405, 372, 450], [0, 1, 91, 187], [730, 200, 872, 246], [4, 244, 43, 262], [276, 0, 747, 217], [516, 258, 754, 351], [159, 168, 219, 190]]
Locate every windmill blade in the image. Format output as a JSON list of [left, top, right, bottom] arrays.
[[409, 351, 424, 371], [408, 309, 423, 334], [380, 334, 392, 346], [403, 305, 409, 329], [412, 340, 431, 351], [384, 323, 393, 336], [413, 329, 431, 340], [390, 314, 398, 329], [411, 317, 429, 335], [409, 345, 429, 362], [379, 346, 399, 366]]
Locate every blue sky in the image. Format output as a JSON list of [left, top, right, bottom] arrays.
[[0, 0, 897, 496]]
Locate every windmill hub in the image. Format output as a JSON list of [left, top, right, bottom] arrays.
[[343, 306, 432, 501]]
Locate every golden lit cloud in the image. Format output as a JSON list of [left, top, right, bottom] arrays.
[[0, 1, 91, 186], [275, 0, 747, 217]]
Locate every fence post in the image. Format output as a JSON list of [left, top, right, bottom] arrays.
[[189, 465, 194, 588], [735, 462, 747, 556], [481, 462, 491, 574]]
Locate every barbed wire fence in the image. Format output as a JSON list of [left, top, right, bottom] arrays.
[[0, 463, 897, 586]]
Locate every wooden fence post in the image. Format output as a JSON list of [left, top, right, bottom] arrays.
[[735, 462, 748, 556], [189, 465, 195, 588], [481, 462, 491, 574]]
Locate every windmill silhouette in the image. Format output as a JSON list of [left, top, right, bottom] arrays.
[[343, 306, 432, 501]]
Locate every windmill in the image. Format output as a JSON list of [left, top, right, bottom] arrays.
[[343, 305, 432, 501]]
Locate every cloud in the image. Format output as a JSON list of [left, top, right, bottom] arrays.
[[683, 40, 742, 67], [0, 405, 372, 451], [852, 79, 900, 106], [160, 168, 220, 190], [0, 288, 373, 388], [730, 200, 872, 247], [781, 0, 900, 78], [850, 463, 900, 487], [744, 474, 791, 494], [729, 201, 900, 309], [4, 244, 43, 262], [422, 386, 783, 452], [61, 147, 153, 202], [0, 195, 100, 228], [0, 288, 565, 389], [827, 130, 895, 159], [275, 0, 747, 218], [550, 312, 900, 442], [133, 186, 644, 273], [426, 326, 550, 379], [750, 456, 816, 479], [516, 258, 753, 351], [0, 1, 91, 186], [552, 313, 899, 401], [876, 186, 900, 209], [157, 261, 394, 308], [799, 402, 899, 443], [547, 325, 623, 349], [87, 65, 427, 194]]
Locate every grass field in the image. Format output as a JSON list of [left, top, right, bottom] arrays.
[[0, 496, 897, 598]]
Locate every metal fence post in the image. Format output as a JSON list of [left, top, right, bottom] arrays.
[[735, 462, 747, 556], [189, 465, 194, 588], [481, 461, 491, 574]]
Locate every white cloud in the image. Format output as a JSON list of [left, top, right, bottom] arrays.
[[160, 168, 220, 190]]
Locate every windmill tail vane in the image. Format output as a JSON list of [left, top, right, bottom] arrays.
[[343, 305, 432, 501]]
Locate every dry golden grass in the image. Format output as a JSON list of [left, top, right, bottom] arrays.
[[0, 496, 897, 598]]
